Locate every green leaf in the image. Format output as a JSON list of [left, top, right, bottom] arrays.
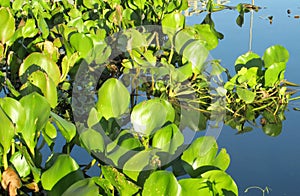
[[236, 87, 256, 104], [263, 45, 289, 68], [83, 0, 101, 9], [62, 178, 100, 196], [102, 166, 140, 196], [262, 111, 282, 137], [50, 112, 76, 143], [41, 154, 84, 193], [235, 51, 263, 72], [182, 136, 230, 174], [179, 178, 213, 195], [152, 124, 184, 154], [96, 78, 130, 120], [0, 7, 15, 44], [19, 52, 61, 85], [20, 92, 51, 155], [200, 170, 238, 195], [131, 98, 175, 136], [237, 67, 258, 88], [142, 171, 180, 196], [10, 151, 31, 178], [0, 105, 15, 153], [38, 15, 49, 39], [43, 121, 57, 146], [123, 150, 156, 182], [79, 128, 104, 153], [177, 38, 209, 74], [264, 62, 286, 87], [194, 24, 218, 50], [12, 0, 24, 11], [0, 97, 25, 134], [87, 107, 102, 128], [22, 18, 39, 38], [162, 12, 185, 38], [106, 130, 143, 167], [27, 70, 58, 108], [69, 33, 93, 58]]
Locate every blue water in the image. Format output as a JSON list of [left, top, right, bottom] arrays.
[[187, 1, 300, 195]]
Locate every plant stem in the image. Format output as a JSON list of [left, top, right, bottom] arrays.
[[3, 153, 8, 170]]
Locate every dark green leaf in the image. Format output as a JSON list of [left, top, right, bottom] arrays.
[[62, 178, 99, 196]]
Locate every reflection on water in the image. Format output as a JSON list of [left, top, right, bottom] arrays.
[[187, 0, 300, 195]]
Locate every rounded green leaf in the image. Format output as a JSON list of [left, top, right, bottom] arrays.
[[200, 170, 238, 195], [262, 45, 289, 68], [0, 7, 15, 44], [62, 178, 99, 196], [41, 154, 84, 191], [10, 151, 31, 178], [22, 18, 39, 38], [235, 51, 263, 72], [27, 70, 58, 108], [236, 87, 256, 104], [142, 171, 181, 196], [19, 52, 61, 85], [182, 136, 230, 172], [69, 33, 93, 58], [264, 62, 286, 87], [131, 98, 175, 136], [152, 124, 184, 154], [96, 78, 130, 120], [0, 97, 25, 133], [79, 128, 104, 153], [50, 111, 76, 143], [194, 24, 218, 50], [162, 12, 185, 38]]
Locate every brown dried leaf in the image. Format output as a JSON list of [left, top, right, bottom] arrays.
[[25, 182, 39, 192], [1, 167, 22, 196]]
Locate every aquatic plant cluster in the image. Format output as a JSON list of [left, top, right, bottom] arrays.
[[0, 0, 297, 195]]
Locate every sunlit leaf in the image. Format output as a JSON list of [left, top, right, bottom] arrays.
[[0, 106, 15, 153], [0, 8, 15, 44], [102, 166, 140, 195], [0, 97, 25, 133], [142, 171, 180, 196], [96, 78, 130, 120], [20, 93, 51, 155], [27, 70, 58, 108], [79, 128, 104, 153], [264, 62, 286, 87], [182, 136, 230, 175], [22, 19, 39, 38], [69, 32, 93, 58], [235, 51, 263, 72], [194, 24, 218, 50], [10, 152, 30, 178], [41, 154, 84, 192], [200, 170, 238, 195], [50, 112, 76, 143], [19, 52, 61, 85], [131, 98, 175, 136], [162, 12, 185, 38], [236, 87, 256, 103], [263, 45, 289, 68], [62, 178, 99, 196], [123, 150, 156, 182], [179, 178, 213, 195], [152, 124, 184, 154]]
